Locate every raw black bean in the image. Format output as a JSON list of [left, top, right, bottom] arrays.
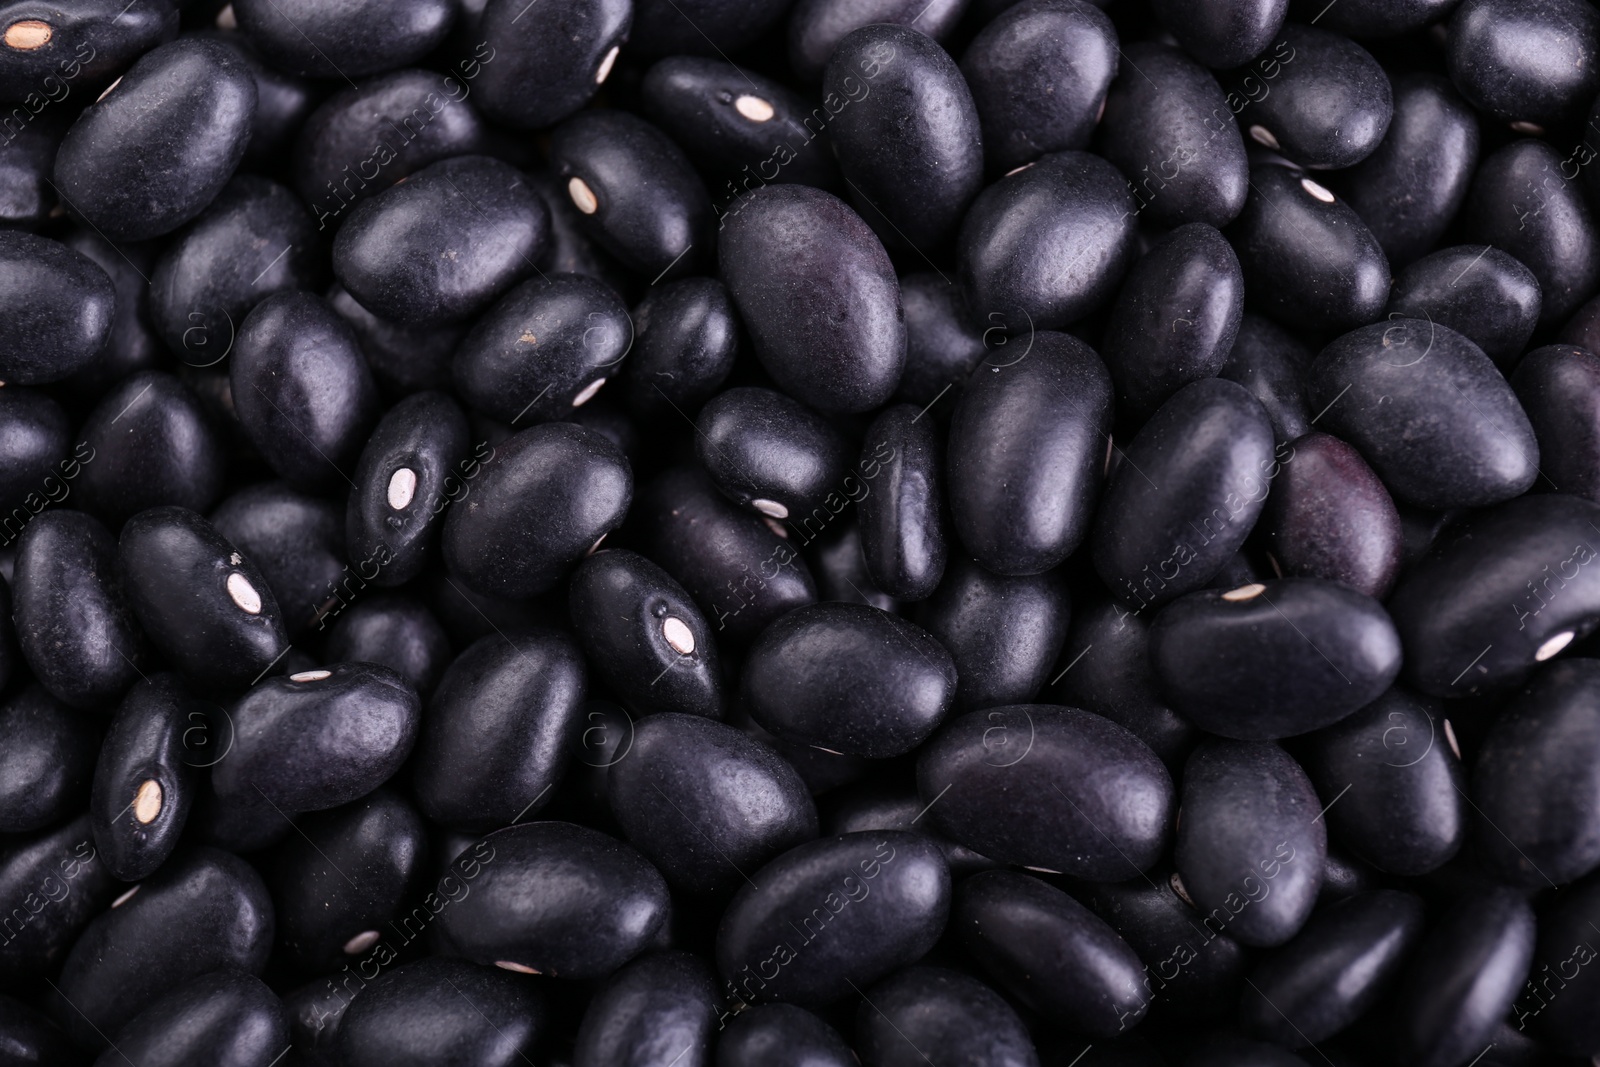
[[90, 673, 197, 881], [1173, 739, 1326, 947], [574, 951, 718, 1067], [896, 273, 988, 410], [1447, 0, 1600, 131], [1522, 873, 1600, 1053], [0, 685, 95, 833], [1150, 0, 1287, 69], [202, 30, 317, 170], [0, 111, 66, 231], [715, 831, 950, 1005], [617, 277, 738, 421], [337, 956, 544, 1067], [472, 0, 630, 130], [855, 966, 1038, 1067], [0, 994, 80, 1064], [0, 231, 115, 384], [0, 0, 176, 103], [328, 285, 463, 396], [212, 481, 346, 641], [437, 821, 669, 979], [1232, 25, 1391, 170], [787, 0, 967, 82], [0, 387, 69, 516], [717, 1002, 854, 1067], [1217, 313, 1313, 445], [0, 813, 112, 991], [915, 559, 1070, 710], [1511, 344, 1600, 502], [827, 781, 994, 877], [98, 969, 286, 1067], [696, 386, 852, 520], [232, 0, 455, 79], [857, 403, 946, 600], [323, 592, 452, 697], [917, 705, 1173, 879], [1386, 245, 1540, 370]]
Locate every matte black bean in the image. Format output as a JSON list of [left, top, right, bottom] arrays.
[[412, 628, 584, 831], [896, 273, 987, 410], [917, 705, 1173, 879], [1151, 578, 1401, 739], [824, 25, 982, 252], [1091, 377, 1276, 609], [202, 30, 318, 170], [233, 0, 454, 78], [472, 0, 630, 130], [1173, 739, 1326, 947], [1512, 344, 1600, 502], [957, 869, 1147, 1036], [1306, 318, 1539, 509], [1522, 873, 1600, 1053], [346, 391, 470, 589], [0, 0, 177, 103], [947, 331, 1112, 574], [12, 509, 148, 708], [1097, 42, 1248, 231], [958, 151, 1137, 332], [211, 482, 346, 642], [1231, 25, 1390, 170], [717, 1002, 854, 1067], [1150, 0, 1286, 68], [715, 832, 950, 1005], [1390, 889, 1535, 1067], [609, 713, 816, 895], [1387, 245, 1540, 370], [1217, 313, 1312, 445], [441, 422, 630, 599], [453, 273, 632, 424], [574, 951, 718, 1067], [97, 969, 286, 1067], [438, 821, 668, 979], [719, 184, 905, 414], [337, 956, 544, 1067], [0, 387, 69, 516], [1448, 0, 1600, 130], [632, 465, 818, 646], [47, 847, 273, 1046], [323, 592, 452, 698], [90, 674, 197, 881], [787, 0, 966, 82], [1260, 432, 1401, 599], [1332, 74, 1479, 269], [231, 291, 381, 491], [0, 231, 115, 385], [856, 404, 946, 600], [856, 966, 1038, 1067], [1305, 689, 1464, 876], [76, 371, 225, 530], [53, 37, 256, 241], [1464, 140, 1600, 327], [0, 685, 95, 833], [914, 559, 1069, 711], [617, 277, 738, 421], [1226, 165, 1389, 333], [569, 550, 723, 719], [696, 387, 852, 520]]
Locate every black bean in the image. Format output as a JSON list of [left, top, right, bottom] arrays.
[[0, 0, 176, 103], [336, 956, 544, 1067], [1150, 0, 1287, 69], [896, 273, 988, 410], [0, 231, 116, 385], [1387, 245, 1540, 371], [1447, 0, 1600, 131], [1287, 0, 1455, 36], [211, 481, 346, 641], [855, 966, 1038, 1067], [328, 283, 463, 396], [0, 387, 69, 516], [1521, 873, 1600, 1052], [917, 705, 1173, 879], [0, 813, 112, 992], [0, 110, 66, 231], [696, 386, 852, 520], [201, 30, 318, 170], [0, 685, 95, 834], [12, 509, 148, 708], [437, 821, 669, 979], [99, 968, 287, 1067], [90, 673, 197, 881], [472, 0, 630, 130], [808, 520, 899, 612], [0, 994, 80, 1065], [1231, 24, 1391, 171], [616, 277, 739, 421], [574, 951, 719, 1067], [1173, 739, 1326, 947], [715, 831, 950, 1005], [1511, 344, 1600, 502], [233, 0, 455, 78], [827, 780, 994, 877], [323, 592, 453, 697], [53, 37, 257, 241], [855, 403, 946, 600], [786, 0, 966, 82], [915, 559, 1069, 710], [1216, 313, 1313, 445], [717, 1002, 854, 1067]]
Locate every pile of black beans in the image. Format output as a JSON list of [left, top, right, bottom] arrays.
[[7, 0, 1600, 1063]]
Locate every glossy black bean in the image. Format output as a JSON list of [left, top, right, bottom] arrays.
[[201, 30, 317, 170], [232, 291, 380, 490], [1449, 0, 1600, 130], [641, 58, 840, 192], [1174, 739, 1326, 947], [97, 968, 285, 1067], [947, 331, 1111, 574], [1151, 0, 1286, 68], [895, 273, 987, 410], [211, 482, 345, 642], [1391, 890, 1536, 1067], [633, 465, 818, 645], [76, 371, 225, 530], [149, 175, 323, 360], [1307, 319, 1539, 509], [1092, 377, 1276, 609], [441, 422, 630, 599], [473, 0, 629, 130], [346, 391, 470, 589], [717, 1002, 853, 1067], [233, 0, 453, 78], [1227, 165, 1389, 333], [438, 821, 668, 979], [696, 387, 852, 520], [1387, 245, 1540, 371], [856, 404, 945, 600], [914, 559, 1068, 711], [716, 831, 949, 1005], [0, 231, 115, 385], [787, 0, 966, 82], [609, 713, 816, 896], [1260, 432, 1401, 599], [1332, 74, 1479, 269], [958, 151, 1136, 332], [212, 662, 418, 814], [0, 0, 176, 103], [1231, 25, 1390, 171], [323, 593, 451, 697], [412, 629, 583, 831], [720, 184, 904, 413], [824, 25, 982, 252], [0, 387, 69, 516], [0, 685, 95, 833], [1522, 874, 1600, 1052], [1096, 42, 1247, 231], [617, 277, 738, 421], [13, 509, 147, 707], [957, 869, 1147, 1036], [569, 550, 723, 719], [1151, 578, 1400, 739], [1217, 313, 1312, 445], [574, 952, 717, 1067], [1465, 140, 1600, 327], [337, 956, 543, 1067], [1389, 494, 1600, 696], [53, 37, 256, 241], [47, 847, 273, 1045], [856, 966, 1038, 1067], [1512, 344, 1600, 502], [918, 705, 1173, 879], [453, 273, 631, 424], [90, 674, 196, 880], [0, 814, 110, 992]]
